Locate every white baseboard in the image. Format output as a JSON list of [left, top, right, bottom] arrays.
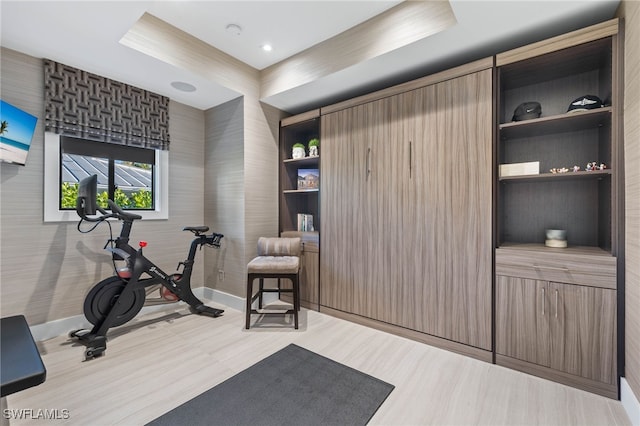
[[29, 287, 274, 341], [622, 377, 640, 426]]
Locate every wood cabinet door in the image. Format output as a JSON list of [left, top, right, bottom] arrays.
[[549, 282, 617, 384], [402, 70, 493, 348], [300, 250, 319, 306], [495, 275, 551, 367], [433, 69, 493, 349], [360, 96, 405, 323], [399, 84, 438, 332], [320, 105, 370, 314]]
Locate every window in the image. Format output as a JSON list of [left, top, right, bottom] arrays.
[[60, 137, 155, 211], [44, 133, 168, 222]]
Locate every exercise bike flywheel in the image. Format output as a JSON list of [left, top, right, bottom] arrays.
[[84, 276, 146, 327]]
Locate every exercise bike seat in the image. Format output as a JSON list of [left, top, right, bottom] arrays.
[[183, 226, 209, 234]]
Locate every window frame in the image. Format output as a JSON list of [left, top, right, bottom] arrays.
[[44, 132, 169, 222]]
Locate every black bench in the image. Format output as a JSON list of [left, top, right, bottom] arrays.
[[1, 315, 46, 398]]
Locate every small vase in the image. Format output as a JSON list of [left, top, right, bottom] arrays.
[[309, 146, 318, 157], [292, 147, 305, 159]]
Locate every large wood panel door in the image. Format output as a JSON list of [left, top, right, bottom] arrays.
[[400, 84, 438, 332], [434, 70, 493, 349], [321, 69, 492, 350], [496, 275, 551, 366], [320, 104, 370, 314], [403, 70, 493, 348], [361, 96, 405, 323], [550, 282, 617, 384]]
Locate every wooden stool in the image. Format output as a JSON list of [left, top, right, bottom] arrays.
[[246, 237, 301, 329]]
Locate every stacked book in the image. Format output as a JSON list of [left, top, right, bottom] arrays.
[[297, 214, 314, 232]]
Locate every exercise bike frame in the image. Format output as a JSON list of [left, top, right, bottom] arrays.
[[71, 199, 224, 358]]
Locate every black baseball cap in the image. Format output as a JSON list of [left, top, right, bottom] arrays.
[[567, 95, 604, 113], [512, 101, 542, 122]]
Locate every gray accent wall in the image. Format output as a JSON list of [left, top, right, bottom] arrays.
[[204, 97, 246, 296], [0, 47, 208, 324]]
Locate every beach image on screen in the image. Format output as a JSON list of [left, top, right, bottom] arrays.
[[0, 100, 38, 165]]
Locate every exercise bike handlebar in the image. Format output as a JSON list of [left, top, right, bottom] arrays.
[[76, 199, 141, 223], [106, 200, 142, 222]]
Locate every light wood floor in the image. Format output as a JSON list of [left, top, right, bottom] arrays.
[[6, 301, 631, 425]]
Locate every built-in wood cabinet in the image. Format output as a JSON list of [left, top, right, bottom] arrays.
[[281, 230, 319, 309], [320, 61, 493, 352], [276, 18, 623, 399], [494, 19, 621, 398], [280, 111, 321, 309], [496, 274, 617, 398]]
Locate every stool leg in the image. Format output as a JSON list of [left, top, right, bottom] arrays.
[[246, 275, 253, 329], [277, 278, 281, 301], [258, 278, 264, 309], [292, 275, 299, 329], [296, 273, 301, 311]]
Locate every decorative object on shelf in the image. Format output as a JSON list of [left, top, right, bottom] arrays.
[[586, 162, 607, 171], [572, 165, 580, 172], [297, 169, 319, 190], [297, 213, 314, 232], [550, 167, 569, 174], [292, 143, 306, 159], [545, 229, 567, 248], [308, 138, 319, 157], [499, 161, 539, 177], [512, 101, 541, 121], [567, 95, 604, 113]]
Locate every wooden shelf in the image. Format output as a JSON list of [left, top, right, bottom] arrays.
[[499, 169, 611, 182], [283, 156, 319, 166], [283, 189, 319, 194], [499, 107, 611, 139], [497, 242, 614, 257]]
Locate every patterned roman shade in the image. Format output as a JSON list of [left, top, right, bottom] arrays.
[[44, 59, 170, 150]]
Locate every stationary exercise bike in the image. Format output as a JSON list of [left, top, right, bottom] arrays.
[[69, 175, 224, 359]]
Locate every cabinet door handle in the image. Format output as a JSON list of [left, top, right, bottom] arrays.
[[555, 289, 559, 318], [541, 287, 545, 316], [534, 265, 569, 272], [366, 147, 371, 179], [409, 141, 412, 179]]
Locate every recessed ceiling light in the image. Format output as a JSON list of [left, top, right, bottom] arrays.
[[171, 81, 196, 92], [226, 24, 242, 36], [261, 44, 273, 52]]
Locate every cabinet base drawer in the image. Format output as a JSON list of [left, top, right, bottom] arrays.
[[495, 354, 618, 399], [496, 246, 616, 289]]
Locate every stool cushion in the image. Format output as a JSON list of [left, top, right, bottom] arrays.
[[247, 256, 300, 274], [257, 237, 301, 257]]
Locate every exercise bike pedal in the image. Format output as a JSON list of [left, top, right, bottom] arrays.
[[69, 329, 91, 339]]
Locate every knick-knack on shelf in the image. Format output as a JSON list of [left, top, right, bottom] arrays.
[[292, 143, 306, 159], [308, 138, 319, 157]]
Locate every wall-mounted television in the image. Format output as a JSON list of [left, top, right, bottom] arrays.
[[0, 100, 38, 166]]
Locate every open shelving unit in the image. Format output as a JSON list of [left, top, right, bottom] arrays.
[[496, 36, 617, 252], [279, 110, 321, 310], [279, 112, 320, 235], [493, 20, 622, 399]]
